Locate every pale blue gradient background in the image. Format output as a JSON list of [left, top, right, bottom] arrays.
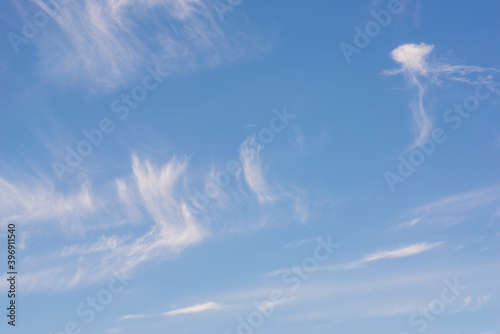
[[0, 0, 499, 333]]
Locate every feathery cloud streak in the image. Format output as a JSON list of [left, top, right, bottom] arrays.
[[385, 43, 497, 149]]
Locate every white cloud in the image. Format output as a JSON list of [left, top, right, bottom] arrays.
[[396, 207, 430, 229], [7, 266, 97, 293], [458, 295, 491, 312], [462, 295, 472, 308], [282, 237, 316, 249], [344, 242, 443, 268], [386, 43, 434, 148], [385, 43, 498, 148], [1, 132, 309, 292], [29, 0, 265, 90], [120, 314, 153, 320], [101, 154, 207, 273], [395, 184, 500, 229], [257, 296, 295, 312], [0, 176, 97, 231], [360, 242, 443, 263], [390, 43, 434, 76], [0, 154, 207, 292], [120, 301, 223, 320], [239, 137, 275, 203], [60, 235, 130, 257], [266, 242, 442, 277], [164, 301, 223, 316]]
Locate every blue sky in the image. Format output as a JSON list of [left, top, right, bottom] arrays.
[[0, 0, 499, 333]]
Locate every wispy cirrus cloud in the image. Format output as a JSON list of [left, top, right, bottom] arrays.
[[384, 43, 498, 149], [266, 242, 443, 277], [395, 184, 500, 229], [387, 43, 434, 149], [257, 297, 295, 313], [1, 134, 309, 292], [282, 237, 317, 249], [60, 235, 130, 257], [457, 295, 491, 312], [350, 241, 443, 267], [0, 176, 97, 231], [164, 301, 223, 316], [28, 0, 267, 90], [120, 314, 153, 320], [120, 301, 223, 320], [328, 241, 444, 271], [0, 154, 208, 292], [239, 137, 275, 203], [82, 154, 208, 277]]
